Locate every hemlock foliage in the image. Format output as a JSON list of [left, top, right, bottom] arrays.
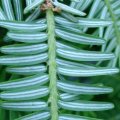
[[0, 0, 120, 120]]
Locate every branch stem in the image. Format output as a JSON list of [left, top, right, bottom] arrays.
[[47, 7, 58, 120]]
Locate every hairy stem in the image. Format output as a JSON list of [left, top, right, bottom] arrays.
[[47, 8, 58, 120]]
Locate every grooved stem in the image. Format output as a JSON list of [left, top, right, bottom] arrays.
[[47, 8, 58, 120]]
